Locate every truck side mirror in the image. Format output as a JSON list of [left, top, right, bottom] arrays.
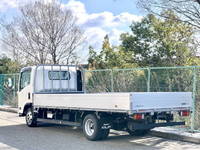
[[8, 78, 13, 88], [5, 78, 13, 89]]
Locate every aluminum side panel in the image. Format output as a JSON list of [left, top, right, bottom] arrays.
[[130, 92, 192, 112], [33, 93, 131, 111]]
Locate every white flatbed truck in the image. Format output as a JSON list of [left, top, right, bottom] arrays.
[[18, 65, 192, 141]]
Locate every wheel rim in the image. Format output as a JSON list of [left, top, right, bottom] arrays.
[[26, 110, 33, 124], [85, 119, 95, 136]]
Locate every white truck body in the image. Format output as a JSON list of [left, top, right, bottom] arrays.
[[18, 65, 193, 141], [33, 92, 192, 113]]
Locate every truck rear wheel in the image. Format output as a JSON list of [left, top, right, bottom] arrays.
[[25, 108, 37, 127], [83, 114, 103, 141]]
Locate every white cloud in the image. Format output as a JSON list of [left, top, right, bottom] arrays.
[[62, 1, 142, 28], [61, 0, 142, 52], [83, 12, 118, 28], [0, 0, 59, 12], [61, 0, 87, 25], [0, 0, 142, 48], [108, 29, 124, 46], [115, 12, 143, 24], [62, 0, 86, 14], [51, 0, 143, 63], [0, 0, 143, 62], [84, 27, 107, 49], [81, 11, 142, 29], [0, 0, 17, 11]]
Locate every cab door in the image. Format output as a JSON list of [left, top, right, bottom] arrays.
[[18, 68, 32, 114]]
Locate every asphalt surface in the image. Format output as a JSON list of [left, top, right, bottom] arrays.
[[0, 111, 200, 150]]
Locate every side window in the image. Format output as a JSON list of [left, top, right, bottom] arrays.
[[48, 71, 70, 80], [20, 69, 31, 91]]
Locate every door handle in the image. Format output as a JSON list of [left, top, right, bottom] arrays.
[[28, 93, 30, 99]]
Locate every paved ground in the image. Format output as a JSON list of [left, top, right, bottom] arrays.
[[0, 111, 200, 150]]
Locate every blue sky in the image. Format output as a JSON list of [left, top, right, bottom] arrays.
[[0, 0, 144, 62], [77, 0, 143, 15]]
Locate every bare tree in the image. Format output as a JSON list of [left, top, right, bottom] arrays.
[[137, 0, 200, 30], [1, 0, 84, 65]]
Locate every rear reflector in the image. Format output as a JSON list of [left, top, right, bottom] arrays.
[[133, 114, 144, 120], [180, 110, 190, 117]]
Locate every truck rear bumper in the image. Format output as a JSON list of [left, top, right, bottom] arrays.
[[128, 121, 185, 130]]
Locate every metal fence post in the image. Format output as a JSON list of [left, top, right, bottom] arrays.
[[110, 69, 114, 92], [191, 66, 197, 130], [0, 75, 3, 105], [13, 74, 16, 100], [147, 68, 151, 92]]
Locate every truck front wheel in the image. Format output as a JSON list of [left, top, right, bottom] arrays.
[[25, 108, 37, 127], [83, 114, 103, 141]]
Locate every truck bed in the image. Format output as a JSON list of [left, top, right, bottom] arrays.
[[33, 92, 192, 114]]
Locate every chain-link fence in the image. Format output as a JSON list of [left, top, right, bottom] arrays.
[[84, 66, 200, 131], [0, 74, 19, 107], [1, 66, 200, 131]]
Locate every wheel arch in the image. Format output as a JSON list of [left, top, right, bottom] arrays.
[[22, 103, 32, 116], [80, 111, 96, 125]]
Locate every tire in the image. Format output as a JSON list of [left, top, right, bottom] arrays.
[[128, 129, 149, 136], [25, 108, 37, 127], [83, 114, 102, 141], [100, 129, 110, 140]]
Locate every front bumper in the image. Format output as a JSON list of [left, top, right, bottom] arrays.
[[128, 121, 185, 130]]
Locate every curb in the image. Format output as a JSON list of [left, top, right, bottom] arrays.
[[150, 130, 200, 144], [0, 107, 18, 113]]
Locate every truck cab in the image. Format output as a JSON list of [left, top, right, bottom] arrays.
[[18, 65, 83, 116]]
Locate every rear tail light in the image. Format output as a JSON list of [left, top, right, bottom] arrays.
[[133, 114, 144, 120], [180, 110, 190, 117]]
